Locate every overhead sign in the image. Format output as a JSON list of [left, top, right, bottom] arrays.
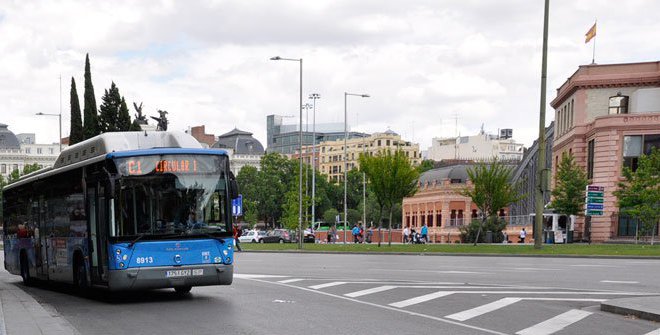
[[585, 185, 604, 216], [232, 194, 243, 216]]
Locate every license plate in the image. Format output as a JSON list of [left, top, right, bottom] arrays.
[[166, 269, 204, 277]]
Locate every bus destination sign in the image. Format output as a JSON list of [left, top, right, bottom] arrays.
[[115, 155, 221, 176]]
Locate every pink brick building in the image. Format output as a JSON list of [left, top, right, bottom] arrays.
[[550, 61, 660, 242]]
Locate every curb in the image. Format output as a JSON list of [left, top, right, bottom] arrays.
[[240, 249, 660, 259], [601, 297, 660, 322]]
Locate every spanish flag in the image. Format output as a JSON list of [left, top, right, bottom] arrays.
[[585, 22, 597, 43]]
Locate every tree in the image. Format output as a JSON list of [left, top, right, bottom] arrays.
[[69, 77, 84, 145], [323, 208, 339, 225], [614, 148, 660, 244], [82, 53, 100, 139], [117, 97, 131, 131], [461, 160, 523, 245], [551, 152, 588, 216], [360, 150, 419, 245], [22, 163, 41, 175], [98, 82, 122, 133]]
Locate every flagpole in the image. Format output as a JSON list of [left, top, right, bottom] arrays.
[[591, 19, 597, 64]]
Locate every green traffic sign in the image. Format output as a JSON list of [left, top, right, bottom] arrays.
[[586, 210, 603, 216], [587, 197, 604, 203], [587, 191, 604, 197]]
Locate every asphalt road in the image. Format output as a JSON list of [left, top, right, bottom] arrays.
[[9, 252, 660, 335]]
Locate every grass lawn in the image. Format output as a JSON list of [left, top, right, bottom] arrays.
[[240, 242, 660, 257]]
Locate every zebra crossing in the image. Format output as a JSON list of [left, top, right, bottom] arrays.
[[237, 274, 660, 335]]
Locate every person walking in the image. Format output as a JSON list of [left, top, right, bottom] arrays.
[[519, 228, 526, 244], [403, 225, 410, 244], [351, 224, 360, 243], [420, 224, 428, 244], [233, 224, 242, 251]]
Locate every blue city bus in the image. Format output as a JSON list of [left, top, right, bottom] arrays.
[[2, 131, 237, 293]]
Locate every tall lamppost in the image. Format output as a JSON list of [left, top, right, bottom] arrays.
[[302, 102, 312, 226], [36, 112, 62, 152], [344, 92, 369, 244], [309, 93, 320, 229], [271, 56, 304, 249]]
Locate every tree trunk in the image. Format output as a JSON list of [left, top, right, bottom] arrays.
[[473, 216, 485, 246], [388, 209, 393, 246]]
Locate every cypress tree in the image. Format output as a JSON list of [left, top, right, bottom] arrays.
[[129, 120, 142, 131], [82, 53, 99, 139], [98, 82, 121, 132], [69, 77, 83, 144], [117, 97, 131, 131]]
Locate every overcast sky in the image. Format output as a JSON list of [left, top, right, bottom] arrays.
[[1, 0, 659, 152]]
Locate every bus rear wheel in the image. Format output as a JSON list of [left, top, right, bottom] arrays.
[[73, 255, 89, 291], [20, 252, 32, 286], [174, 286, 192, 294]]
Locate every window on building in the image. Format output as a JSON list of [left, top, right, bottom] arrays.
[[25, 147, 31, 154], [37, 148, 42, 154], [623, 134, 660, 171], [609, 95, 629, 115], [386, 140, 390, 146], [377, 140, 381, 146], [0, 164, 5, 173], [587, 140, 595, 179]]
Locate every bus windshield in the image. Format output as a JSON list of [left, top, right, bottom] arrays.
[[112, 155, 230, 240]]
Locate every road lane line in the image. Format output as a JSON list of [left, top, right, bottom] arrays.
[[345, 285, 396, 298], [247, 278, 508, 335], [515, 309, 592, 335], [600, 280, 639, 284], [309, 282, 347, 290], [234, 274, 288, 279], [389, 291, 454, 308], [643, 329, 660, 335], [278, 278, 305, 284], [446, 298, 522, 321]]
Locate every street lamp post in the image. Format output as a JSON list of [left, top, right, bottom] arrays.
[[36, 112, 62, 152], [271, 55, 304, 249], [344, 92, 369, 244], [302, 102, 312, 226], [309, 93, 320, 230]]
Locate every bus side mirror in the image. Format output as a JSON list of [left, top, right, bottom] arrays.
[[228, 171, 239, 199]]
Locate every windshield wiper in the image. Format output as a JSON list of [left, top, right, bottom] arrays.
[[128, 233, 146, 248]]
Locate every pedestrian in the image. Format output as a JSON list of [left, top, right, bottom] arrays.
[[330, 225, 337, 243], [420, 223, 428, 244], [233, 224, 242, 251], [403, 225, 410, 244], [519, 228, 526, 244], [366, 225, 373, 243], [351, 224, 360, 243]]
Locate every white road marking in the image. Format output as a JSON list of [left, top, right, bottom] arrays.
[[643, 329, 660, 335], [278, 278, 305, 284], [600, 280, 639, 284], [447, 297, 606, 322], [309, 281, 347, 290], [515, 309, 592, 335], [569, 264, 617, 268], [446, 298, 522, 321], [369, 268, 487, 275], [345, 285, 397, 298], [389, 291, 454, 308], [234, 274, 288, 279], [247, 278, 509, 335]]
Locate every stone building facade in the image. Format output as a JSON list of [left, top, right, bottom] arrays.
[[0, 124, 63, 179], [550, 61, 660, 242]]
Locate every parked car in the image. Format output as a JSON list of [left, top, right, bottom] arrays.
[[239, 230, 266, 243], [260, 229, 293, 243]]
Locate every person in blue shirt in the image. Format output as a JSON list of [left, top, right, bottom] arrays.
[[420, 224, 428, 244], [351, 225, 360, 243]]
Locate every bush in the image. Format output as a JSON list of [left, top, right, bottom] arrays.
[[459, 217, 507, 243]]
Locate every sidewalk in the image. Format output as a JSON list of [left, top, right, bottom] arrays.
[[601, 296, 660, 322], [0, 261, 79, 335]]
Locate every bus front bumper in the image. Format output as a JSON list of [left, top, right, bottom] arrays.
[[108, 263, 233, 291]]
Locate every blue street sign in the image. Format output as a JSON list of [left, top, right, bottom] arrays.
[[587, 203, 604, 210], [232, 194, 243, 216]]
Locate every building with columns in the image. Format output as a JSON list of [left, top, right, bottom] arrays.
[[550, 61, 660, 242], [401, 165, 478, 243], [298, 130, 421, 182]]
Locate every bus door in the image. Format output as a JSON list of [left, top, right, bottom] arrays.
[[87, 183, 109, 284], [35, 196, 49, 279]]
